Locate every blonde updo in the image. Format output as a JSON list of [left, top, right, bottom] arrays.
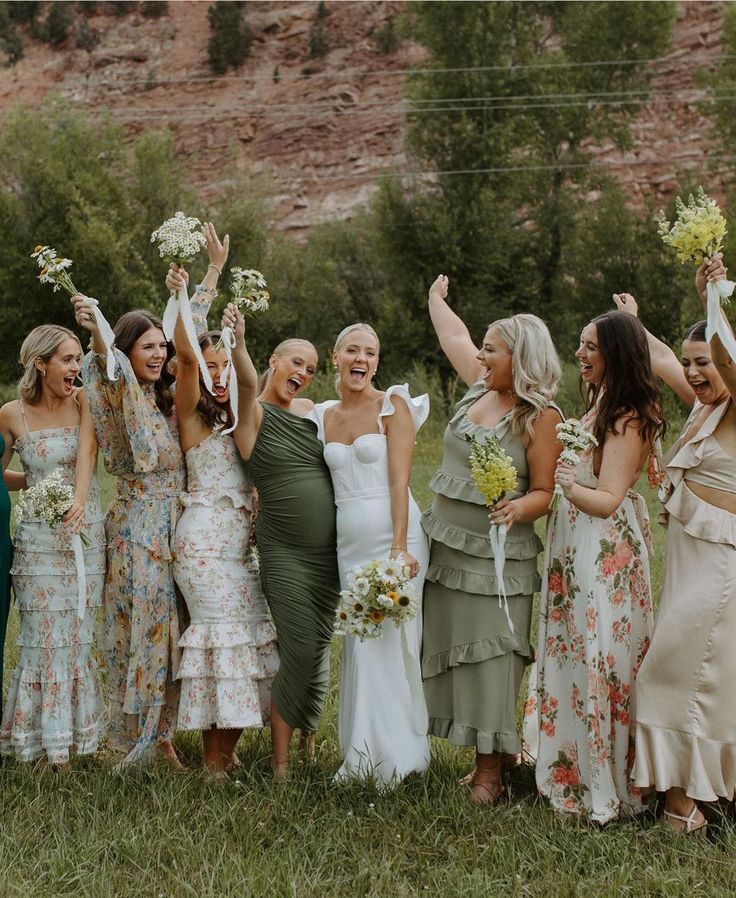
[[333, 323, 380, 354], [257, 338, 318, 393], [18, 325, 80, 405]]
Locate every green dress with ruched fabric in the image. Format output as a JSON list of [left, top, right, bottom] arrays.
[[0, 435, 13, 717], [245, 402, 340, 732], [422, 381, 543, 755]]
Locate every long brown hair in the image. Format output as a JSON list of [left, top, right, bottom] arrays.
[[114, 310, 174, 417], [586, 311, 664, 448], [195, 331, 232, 431]]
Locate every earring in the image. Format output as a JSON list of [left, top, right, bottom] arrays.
[[40, 369, 46, 377]]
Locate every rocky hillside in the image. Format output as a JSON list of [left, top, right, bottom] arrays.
[[0, 1, 726, 236]]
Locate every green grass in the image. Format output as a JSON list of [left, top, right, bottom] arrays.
[[2, 379, 717, 898]]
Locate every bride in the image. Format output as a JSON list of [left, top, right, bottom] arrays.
[[308, 323, 430, 784]]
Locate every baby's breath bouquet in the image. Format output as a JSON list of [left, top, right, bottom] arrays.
[[150, 211, 206, 269], [334, 559, 418, 642], [468, 435, 518, 633], [658, 188, 727, 266], [14, 468, 89, 547], [31, 246, 78, 295], [549, 419, 598, 512], [659, 188, 736, 363]]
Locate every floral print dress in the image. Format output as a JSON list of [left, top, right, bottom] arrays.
[[173, 431, 278, 731], [0, 423, 106, 764], [524, 410, 653, 823]]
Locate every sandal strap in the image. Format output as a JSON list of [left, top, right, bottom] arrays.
[[664, 806, 705, 833]]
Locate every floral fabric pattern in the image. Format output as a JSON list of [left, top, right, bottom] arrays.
[[173, 431, 278, 731], [524, 410, 653, 823], [0, 426, 106, 764]]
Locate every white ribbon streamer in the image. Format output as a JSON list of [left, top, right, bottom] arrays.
[[85, 298, 117, 381], [705, 277, 736, 363], [71, 533, 87, 620], [162, 285, 213, 392], [489, 522, 515, 635], [219, 326, 239, 435]]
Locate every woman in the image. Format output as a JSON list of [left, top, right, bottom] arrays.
[[0, 451, 23, 719], [223, 302, 340, 778], [619, 256, 736, 834], [527, 310, 663, 823], [0, 326, 106, 765], [308, 323, 430, 785], [422, 275, 562, 804], [166, 266, 278, 776], [73, 222, 227, 765]]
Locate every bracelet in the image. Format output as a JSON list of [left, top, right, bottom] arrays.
[[390, 546, 407, 551], [207, 263, 222, 276]]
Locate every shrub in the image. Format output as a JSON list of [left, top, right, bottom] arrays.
[[207, 1, 252, 75], [7, 2, 40, 25], [141, 1, 167, 18], [109, 1, 133, 16], [40, 1, 73, 46], [374, 18, 400, 54], [75, 18, 98, 51], [308, 21, 328, 58]]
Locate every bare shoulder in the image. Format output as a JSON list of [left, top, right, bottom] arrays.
[[0, 400, 21, 426], [292, 397, 315, 416], [527, 406, 563, 447]]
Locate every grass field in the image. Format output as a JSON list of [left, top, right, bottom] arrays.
[[3, 378, 732, 898]]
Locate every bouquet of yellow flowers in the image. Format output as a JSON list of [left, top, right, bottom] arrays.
[[468, 435, 518, 633], [334, 559, 418, 642], [658, 188, 727, 266]]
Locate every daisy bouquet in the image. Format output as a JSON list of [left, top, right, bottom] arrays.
[[30, 246, 117, 381], [549, 419, 598, 512], [151, 212, 211, 390], [468, 435, 518, 633], [214, 267, 269, 352], [31, 245, 78, 296], [15, 468, 90, 619], [334, 559, 418, 641], [659, 188, 736, 363]]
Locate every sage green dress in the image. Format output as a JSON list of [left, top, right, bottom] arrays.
[[0, 436, 12, 718], [245, 402, 340, 732], [422, 381, 545, 755]]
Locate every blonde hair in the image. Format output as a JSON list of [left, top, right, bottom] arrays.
[[489, 314, 560, 438], [18, 325, 80, 404], [333, 323, 380, 353], [258, 338, 318, 393]]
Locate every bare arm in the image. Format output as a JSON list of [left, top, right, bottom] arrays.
[[695, 256, 736, 400], [4, 469, 25, 491], [222, 303, 263, 460], [613, 293, 694, 407], [65, 390, 98, 534], [558, 419, 645, 519], [384, 396, 416, 569], [0, 404, 16, 477], [169, 267, 202, 421], [428, 275, 483, 387]]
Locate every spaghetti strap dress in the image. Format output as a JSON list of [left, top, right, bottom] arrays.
[[0, 412, 106, 763], [0, 434, 12, 719], [244, 401, 340, 732]]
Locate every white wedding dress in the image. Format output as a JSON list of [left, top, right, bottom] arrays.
[[309, 385, 431, 785]]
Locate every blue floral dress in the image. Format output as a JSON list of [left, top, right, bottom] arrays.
[[0, 421, 106, 763]]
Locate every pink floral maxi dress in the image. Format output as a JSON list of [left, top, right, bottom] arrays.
[[0, 423, 106, 763], [524, 410, 653, 823], [172, 431, 278, 730]]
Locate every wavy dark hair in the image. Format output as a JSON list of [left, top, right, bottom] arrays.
[[586, 310, 665, 448], [195, 331, 232, 431], [114, 310, 174, 417], [683, 319, 707, 343]]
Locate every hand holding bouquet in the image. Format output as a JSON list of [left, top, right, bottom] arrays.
[[14, 468, 90, 547], [468, 435, 518, 633], [214, 268, 269, 352], [550, 419, 598, 512], [150, 211, 206, 272], [334, 559, 418, 641]]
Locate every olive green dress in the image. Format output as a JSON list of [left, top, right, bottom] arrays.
[[245, 402, 340, 732], [0, 435, 13, 717], [422, 381, 544, 755]]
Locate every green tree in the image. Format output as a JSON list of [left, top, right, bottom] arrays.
[[207, 1, 252, 75]]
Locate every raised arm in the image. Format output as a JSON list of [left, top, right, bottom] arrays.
[[222, 303, 263, 461], [189, 222, 229, 333], [168, 266, 201, 425], [695, 255, 736, 401], [613, 293, 694, 407], [384, 396, 420, 576], [64, 390, 98, 535], [556, 418, 645, 519], [428, 275, 483, 387]]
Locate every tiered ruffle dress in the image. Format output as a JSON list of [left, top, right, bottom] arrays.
[[421, 381, 542, 755], [0, 434, 12, 719], [634, 400, 736, 801], [0, 423, 106, 763], [173, 431, 278, 730]]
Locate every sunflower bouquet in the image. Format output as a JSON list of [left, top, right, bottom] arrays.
[[549, 419, 598, 512], [334, 559, 418, 641], [468, 435, 518, 634]]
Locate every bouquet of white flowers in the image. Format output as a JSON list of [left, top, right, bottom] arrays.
[[150, 212, 206, 269], [468, 435, 518, 633], [549, 419, 598, 512], [31, 246, 78, 295], [334, 559, 418, 641], [15, 468, 90, 618]]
